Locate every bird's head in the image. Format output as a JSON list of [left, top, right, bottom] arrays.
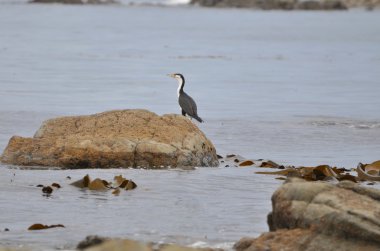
[[167, 73, 185, 83]]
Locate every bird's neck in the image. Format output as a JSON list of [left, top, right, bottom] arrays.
[[177, 78, 185, 97]]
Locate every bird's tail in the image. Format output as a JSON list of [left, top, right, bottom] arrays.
[[194, 115, 203, 123]]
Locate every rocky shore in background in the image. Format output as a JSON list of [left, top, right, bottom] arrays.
[[0, 109, 219, 169], [191, 0, 380, 10], [29, 0, 380, 8], [30, 0, 117, 4]]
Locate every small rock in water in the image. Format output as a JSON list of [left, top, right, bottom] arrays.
[[239, 160, 254, 167], [4, 228, 9, 231], [275, 177, 286, 180], [28, 223, 65, 230], [88, 178, 108, 191], [112, 188, 120, 196], [77, 235, 109, 250], [259, 160, 280, 168], [70, 174, 91, 188], [119, 180, 137, 190], [51, 183, 61, 188], [42, 186, 53, 194]]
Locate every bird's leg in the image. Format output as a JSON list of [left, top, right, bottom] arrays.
[[181, 109, 186, 116]]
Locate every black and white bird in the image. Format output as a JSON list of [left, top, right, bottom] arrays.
[[168, 73, 203, 123]]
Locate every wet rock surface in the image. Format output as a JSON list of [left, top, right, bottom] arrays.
[[1, 109, 218, 169], [235, 178, 380, 251]]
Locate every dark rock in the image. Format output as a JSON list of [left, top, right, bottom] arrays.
[[51, 183, 61, 188], [42, 186, 53, 194], [77, 235, 108, 250]]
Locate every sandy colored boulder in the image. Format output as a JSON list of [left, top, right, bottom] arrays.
[[235, 178, 380, 251], [1, 109, 218, 169]]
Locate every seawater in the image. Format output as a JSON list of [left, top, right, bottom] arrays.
[[0, 2, 380, 250]]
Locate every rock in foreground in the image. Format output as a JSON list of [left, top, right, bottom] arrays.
[[235, 178, 380, 251], [1, 109, 218, 169]]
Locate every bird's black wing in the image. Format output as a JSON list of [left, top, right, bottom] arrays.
[[178, 92, 198, 117]]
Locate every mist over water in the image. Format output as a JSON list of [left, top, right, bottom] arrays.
[[0, 2, 379, 250]]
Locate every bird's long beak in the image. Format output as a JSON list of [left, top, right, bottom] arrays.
[[167, 73, 175, 78]]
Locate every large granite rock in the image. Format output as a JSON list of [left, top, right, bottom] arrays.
[[235, 178, 380, 251], [1, 109, 219, 169]]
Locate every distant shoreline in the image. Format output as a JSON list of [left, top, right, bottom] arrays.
[[26, 0, 380, 10], [190, 0, 379, 10]]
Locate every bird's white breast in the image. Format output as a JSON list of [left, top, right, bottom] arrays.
[[177, 83, 181, 98], [176, 78, 183, 98]]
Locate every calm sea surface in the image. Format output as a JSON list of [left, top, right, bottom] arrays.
[[0, 2, 379, 250]]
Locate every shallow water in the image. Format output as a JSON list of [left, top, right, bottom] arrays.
[[0, 167, 282, 250], [0, 2, 380, 250]]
